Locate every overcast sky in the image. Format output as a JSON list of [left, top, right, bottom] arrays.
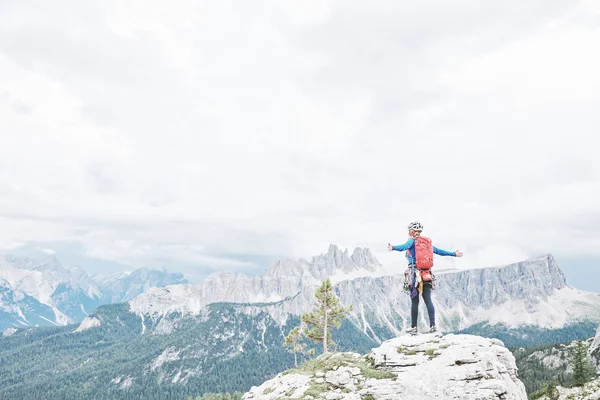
[[1, 0, 599, 289]]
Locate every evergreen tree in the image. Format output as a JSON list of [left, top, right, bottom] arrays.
[[301, 279, 352, 354], [283, 326, 313, 367], [530, 381, 559, 400], [571, 340, 595, 387]]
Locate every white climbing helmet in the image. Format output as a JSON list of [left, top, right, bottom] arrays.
[[407, 221, 423, 231]]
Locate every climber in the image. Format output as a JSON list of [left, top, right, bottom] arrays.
[[388, 221, 463, 335]]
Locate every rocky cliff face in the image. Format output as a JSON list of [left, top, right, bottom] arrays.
[[336, 254, 600, 339], [130, 245, 384, 317], [242, 333, 528, 400]]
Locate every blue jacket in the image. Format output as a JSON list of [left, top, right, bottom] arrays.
[[392, 237, 456, 265]]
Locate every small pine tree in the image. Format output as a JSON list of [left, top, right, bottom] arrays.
[[538, 381, 559, 400], [571, 340, 595, 387], [284, 326, 307, 368], [301, 279, 353, 354]]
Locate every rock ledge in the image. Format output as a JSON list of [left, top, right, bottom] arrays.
[[243, 333, 527, 400]]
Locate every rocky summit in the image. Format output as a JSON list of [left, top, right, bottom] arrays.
[[242, 333, 527, 400]]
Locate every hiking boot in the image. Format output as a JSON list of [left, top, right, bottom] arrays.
[[406, 327, 417, 336], [429, 325, 437, 333]]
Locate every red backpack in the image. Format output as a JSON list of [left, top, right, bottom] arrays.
[[408, 236, 434, 273]]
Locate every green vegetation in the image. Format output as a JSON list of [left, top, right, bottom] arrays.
[[303, 382, 329, 397], [262, 387, 274, 395], [513, 341, 572, 395], [284, 352, 356, 375], [396, 346, 417, 355], [0, 303, 294, 400], [302, 279, 353, 354], [425, 348, 437, 357], [359, 365, 396, 380], [1, 289, 598, 400], [528, 382, 559, 400], [283, 326, 314, 368], [458, 321, 597, 348], [512, 336, 598, 397], [395, 345, 436, 357], [284, 352, 395, 380], [0, 300, 377, 400], [571, 340, 596, 387]]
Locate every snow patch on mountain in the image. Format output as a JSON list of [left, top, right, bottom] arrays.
[[328, 267, 388, 286], [52, 306, 70, 326], [469, 286, 600, 329], [250, 293, 285, 303], [39, 315, 59, 325], [15, 306, 27, 322]]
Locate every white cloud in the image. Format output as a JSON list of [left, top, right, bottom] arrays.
[[1, 0, 599, 276]]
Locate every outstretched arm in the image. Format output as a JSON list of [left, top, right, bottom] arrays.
[[433, 246, 463, 257], [388, 238, 414, 252]]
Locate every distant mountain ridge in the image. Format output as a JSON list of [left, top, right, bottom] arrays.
[[0, 255, 187, 330], [130, 249, 600, 338], [130, 244, 383, 316]]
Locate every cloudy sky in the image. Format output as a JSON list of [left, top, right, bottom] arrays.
[[1, 0, 599, 290]]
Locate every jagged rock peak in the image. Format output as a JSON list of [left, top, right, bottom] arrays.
[[260, 245, 381, 280], [310, 244, 382, 273], [350, 246, 380, 268], [243, 333, 527, 400]]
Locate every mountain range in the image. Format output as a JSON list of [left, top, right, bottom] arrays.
[[0, 254, 187, 331], [129, 245, 600, 340], [1, 245, 599, 399]]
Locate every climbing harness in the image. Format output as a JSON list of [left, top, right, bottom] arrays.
[[403, 263, 436, 296]]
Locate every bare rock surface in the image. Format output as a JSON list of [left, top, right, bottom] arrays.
[[243, 333, 527, 400]]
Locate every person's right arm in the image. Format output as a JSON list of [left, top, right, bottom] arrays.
[[388, 238, 414, 252]]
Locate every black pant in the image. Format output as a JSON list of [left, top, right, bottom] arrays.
[[411, 281, 435, 328]]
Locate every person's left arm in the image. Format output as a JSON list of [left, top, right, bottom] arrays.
[[433, 246, 459, 256]]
